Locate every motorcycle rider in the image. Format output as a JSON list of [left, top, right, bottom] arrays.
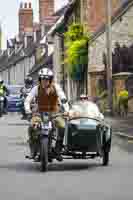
[[78, 93, 104, 120], [80, 94, 88, 101], [0, 77, 9, 114], [20, 76, 34, 119], [24, 68, 69, 161], [20, 76, 34, 98]]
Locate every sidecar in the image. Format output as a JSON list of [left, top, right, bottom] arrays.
[[62, 101, 112, 166]]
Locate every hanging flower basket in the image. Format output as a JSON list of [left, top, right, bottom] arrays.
[[64, 23, 91, 79]]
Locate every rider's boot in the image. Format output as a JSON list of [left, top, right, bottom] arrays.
[[21, 106, 27, 120], [54, 127, 64, 161], [55, 140, 63, 162], [55, 140, 63, 161], [26, 147, 34, 159], [55, 127, 65, 161]]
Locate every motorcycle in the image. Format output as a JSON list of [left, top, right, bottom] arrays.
[[26, 112, 55, 171], [26, 109, 112, 172], [0, 95, 5, 117], [21, 87, 33, 119]]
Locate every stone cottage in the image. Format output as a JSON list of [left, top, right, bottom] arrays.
[[88, 0, 133, 97]]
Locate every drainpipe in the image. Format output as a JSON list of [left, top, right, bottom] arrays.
[[105, 0, 113, 115]]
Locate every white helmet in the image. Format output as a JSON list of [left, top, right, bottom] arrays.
[[38, 68, 54, 81]]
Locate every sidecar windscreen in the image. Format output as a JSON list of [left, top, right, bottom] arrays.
[[69, 101, 101, 120]]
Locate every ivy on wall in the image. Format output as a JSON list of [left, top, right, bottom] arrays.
[[64, 23, 91, 79]]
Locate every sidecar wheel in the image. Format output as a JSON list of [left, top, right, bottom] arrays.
[[102, 151, 109, 166], [40, 138, 48, 172]]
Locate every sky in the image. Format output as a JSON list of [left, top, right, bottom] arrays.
[[0, 0, 68, 49]]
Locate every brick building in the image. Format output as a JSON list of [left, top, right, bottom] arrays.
[[81, 0, 124, 33], [18, 2, 33, 35], [39, 0, 58, 35], [39, 0, 54, 24], [87, 0, 133, 98]]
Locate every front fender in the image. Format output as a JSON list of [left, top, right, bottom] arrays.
[[104, 125, 112, 141]]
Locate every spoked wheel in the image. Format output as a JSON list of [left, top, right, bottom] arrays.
[[40, 137, 48, 172]]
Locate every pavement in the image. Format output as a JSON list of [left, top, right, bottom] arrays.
[[0, 114, 133, 200], [106, 113, 133, 139]]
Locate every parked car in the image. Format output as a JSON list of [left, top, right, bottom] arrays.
[[6, 85, 24, 112]]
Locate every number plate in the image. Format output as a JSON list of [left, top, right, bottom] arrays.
[[41, 122, 52, 130], [42, 123, 49, 130]]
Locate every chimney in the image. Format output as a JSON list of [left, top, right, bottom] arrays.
[[39, 0, 54, 24], [29, 2, 32, 8], [18, 2, 33, 35], [24, 2, 27, 8], [20, 2, 23, 8]]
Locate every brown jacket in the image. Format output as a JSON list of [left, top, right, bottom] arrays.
[[37, 85, 59, 112]]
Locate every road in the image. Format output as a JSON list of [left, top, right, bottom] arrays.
[[0, 114, 132, 200]]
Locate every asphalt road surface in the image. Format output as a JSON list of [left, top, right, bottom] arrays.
[[0, 114, 132, 200]]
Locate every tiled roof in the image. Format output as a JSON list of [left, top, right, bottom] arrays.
[[0, 51, 9, 72], [0, 42, 37, 72]]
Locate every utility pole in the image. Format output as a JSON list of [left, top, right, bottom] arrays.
[[105, 0, 113, 115]]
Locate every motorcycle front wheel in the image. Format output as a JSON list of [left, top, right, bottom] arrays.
[[40, 137, 48, 172], [0, 102, 3, 117]]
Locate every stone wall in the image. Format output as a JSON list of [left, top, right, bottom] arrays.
[[89, 71, 105, 97], [88, 4, 133, 96]]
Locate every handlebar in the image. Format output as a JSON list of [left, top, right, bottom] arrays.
[[48, 112, 68, 119], [26, 112, 68, 123]]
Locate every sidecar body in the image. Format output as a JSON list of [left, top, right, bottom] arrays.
[[63, 101, 112, 166]]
